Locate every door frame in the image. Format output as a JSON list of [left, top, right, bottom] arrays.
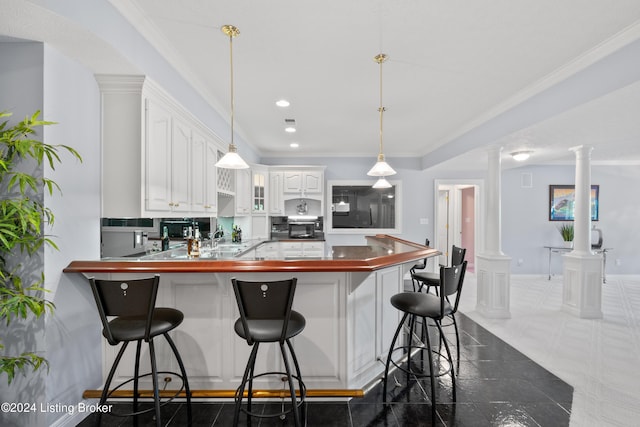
[[433, 179, 485, 272]]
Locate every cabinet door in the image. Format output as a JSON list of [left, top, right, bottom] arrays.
[[302, 241, 325, 258], [190, 131, 207, 213], [171, 117, 191, 213], [204, 141, 218, 214], [269, 172, 284, 215], [146, 99, 173, 212], [280, 242, 303, 258], [303, 172, 323, 193], [283, 171, 303, 193], [235, 168, 251, 215], [252, 167, 267, 214]]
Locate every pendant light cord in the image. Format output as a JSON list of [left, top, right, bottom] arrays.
[[229, 30, 235, 148], [379, 56, 385, 158]]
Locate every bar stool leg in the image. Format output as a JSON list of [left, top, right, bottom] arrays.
[[422, 316, 437, 425], [383, 312, 409, 401], [451, 314, 461, 371], [286, 339, 306, 424], [148, 339, 162, 427], [164, 333, 192, 425], [280, 342, 300, 426], [133, 340, 142, 426], [97, 342, 129, 425], [234, 343, 259, 427]]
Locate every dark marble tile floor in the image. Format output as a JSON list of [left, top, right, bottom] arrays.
[[77, 313, 573, 426]]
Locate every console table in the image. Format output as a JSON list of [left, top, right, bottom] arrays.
[[544, 246, 611, 283]]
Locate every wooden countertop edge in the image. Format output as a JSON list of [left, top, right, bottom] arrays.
[[64, 235, 439, 274]]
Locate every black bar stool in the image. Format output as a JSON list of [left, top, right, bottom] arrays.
[[383, 261, 467, 424], [231, 277, 306, 427], [408, 238, 430, 291], [412, 245, 466, 293], [88, 275, 192, 427], [411, 245, 466, 365]]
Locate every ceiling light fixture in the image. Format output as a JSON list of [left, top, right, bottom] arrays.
[[276, 99, 290, 107], [290, 142, 299, 148], [367, 53, 396, 179], [285, 127, 296, 133], [511, 150, 532, 161], [372, 177, 392, 189], [215, 25, 249, 169]]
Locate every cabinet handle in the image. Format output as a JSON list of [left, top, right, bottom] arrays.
[[169, 202, 174, 207], [204, 205, 211, 209]]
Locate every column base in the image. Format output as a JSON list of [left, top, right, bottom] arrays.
[[562, 252, 603, 319], [476, 254, 512, 319]]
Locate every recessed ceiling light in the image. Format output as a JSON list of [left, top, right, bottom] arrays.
[[285, 127, 296, 133], [511, 150, 533, 161], [276, 99, 290, 107], [290, 142, 299, 148]]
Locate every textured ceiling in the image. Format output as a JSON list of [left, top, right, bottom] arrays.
[[3, 0, 640, 169]]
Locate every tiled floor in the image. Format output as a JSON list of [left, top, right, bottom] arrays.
[[458, 274, 640, 427], [77, 291, 573, 426]]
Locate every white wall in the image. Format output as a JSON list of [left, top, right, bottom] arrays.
[[42, 44, 102, 426], [503, 164, 640, 275], [0, 40, 47, 427], [0, 41, 102, 427]]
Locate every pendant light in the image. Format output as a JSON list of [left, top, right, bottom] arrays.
[[215, 25, 249, 169], [367, 53, 396, 178], [372, 177, 392, 189]]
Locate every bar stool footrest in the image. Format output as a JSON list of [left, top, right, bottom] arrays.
[[103, 370, 187, 417]]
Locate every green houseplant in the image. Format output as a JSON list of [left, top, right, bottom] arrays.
[[558, 222, 574, 247], [0, 110, 81, 384]]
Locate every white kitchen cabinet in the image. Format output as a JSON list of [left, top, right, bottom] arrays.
[[268, 171, 284, 215], [252, 166, 267, 214], [145, 98, 174, 212], [283, 170, 323, 194], [302, 241, 325, 258], [97, 75, 225, 218], [280, 241, 303, 258], [203, 141, 218, 215], [190, 130, 207, 213], [235, 168, 252, 216], [255, 241, 280, 259], [167, 115, 192, 213], [145, 102, 191, 215]]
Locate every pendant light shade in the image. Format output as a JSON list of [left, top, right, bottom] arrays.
[[215, 25, 249, 169], [367, 53, 396, 178], [372, 177, 392, 189]]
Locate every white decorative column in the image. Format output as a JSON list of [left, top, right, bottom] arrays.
[[562, 145, 603, 318], [476, 146, 511, 318]]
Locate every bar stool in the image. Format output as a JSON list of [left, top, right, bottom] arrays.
[[231, 277, 307, 427], [88, 275, 192, 427], [383, 261, 467, 423], [408, 238, 430, 291], [411, 245, 466, 365], [412, 245, 466, 293]]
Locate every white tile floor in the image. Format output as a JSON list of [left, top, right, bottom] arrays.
[[458, 274, 640, 427]]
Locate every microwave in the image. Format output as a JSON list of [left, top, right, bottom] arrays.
[[289, 222, 316, 239]]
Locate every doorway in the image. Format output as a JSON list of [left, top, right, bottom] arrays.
[[433, 180, 484, 273]]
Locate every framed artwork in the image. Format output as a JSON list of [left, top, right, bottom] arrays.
[[549, 185, 599, 221]]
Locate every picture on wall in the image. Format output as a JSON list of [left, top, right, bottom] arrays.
[[549, 185, 599, 221]]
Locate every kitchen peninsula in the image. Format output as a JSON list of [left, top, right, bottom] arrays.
[[64, 235, 437, 397]]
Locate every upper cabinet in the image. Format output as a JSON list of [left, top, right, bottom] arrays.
[[235, 167, 252, 216], [252, 166, 267, 215], [97, 75, 223, 218], [268, 171, 284, 215], [283, 170, 323, 195]]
